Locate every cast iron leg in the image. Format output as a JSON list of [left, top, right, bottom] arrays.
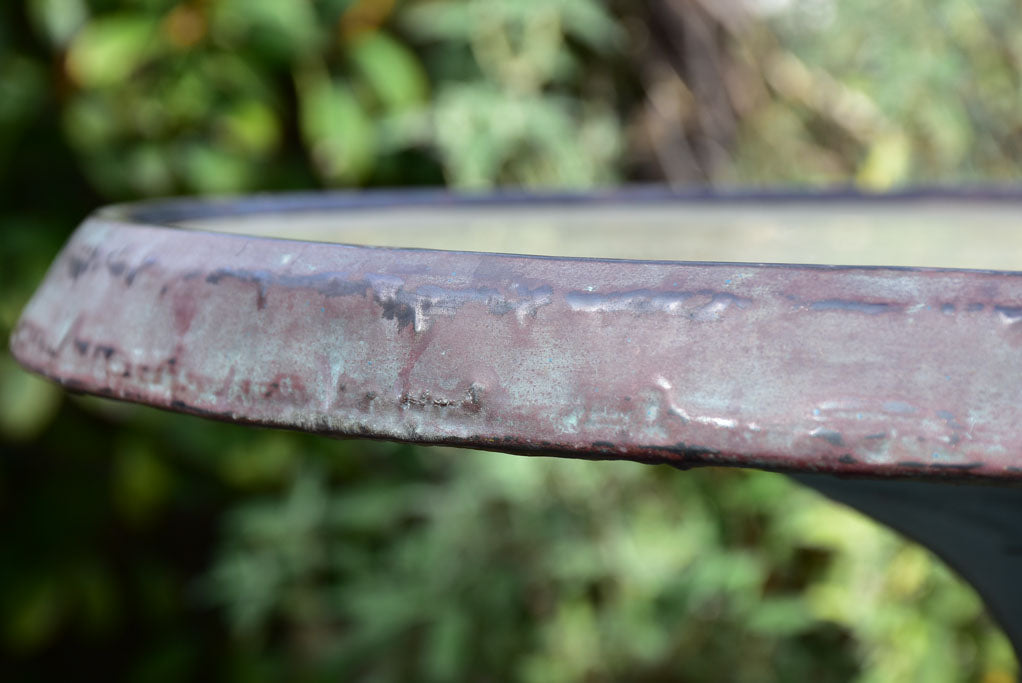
[[793, 473, 1022, 663]]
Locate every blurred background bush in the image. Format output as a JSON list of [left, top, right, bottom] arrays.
[[2, 0, 1021, 680]]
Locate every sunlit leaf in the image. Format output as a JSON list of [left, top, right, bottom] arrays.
[[296, 69, 376, 183], [216, 99, 281, 155], [27, 0, 89, 49], [857, 129, 911, 190], [66, 14, 160, 88], [347, 31, 428, 113]]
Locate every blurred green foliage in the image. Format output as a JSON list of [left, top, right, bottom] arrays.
[[1, 0, 1021, 681]]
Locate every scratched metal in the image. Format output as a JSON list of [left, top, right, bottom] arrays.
[[10, 192, 1022, 481]]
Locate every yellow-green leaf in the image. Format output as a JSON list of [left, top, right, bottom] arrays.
[[66, 14, 159, 88], [296, 70, 375, 184], [347, 31, 428, 113]]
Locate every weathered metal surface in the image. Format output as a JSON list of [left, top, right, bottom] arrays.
[[11, 192, 1022, 481]]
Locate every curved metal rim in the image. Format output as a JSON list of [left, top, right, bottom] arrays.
[[84, 187, 1022, 278], [99, 185, 1022, 226], [11, 188, 1022, 482]]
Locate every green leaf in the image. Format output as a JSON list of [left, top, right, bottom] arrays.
[[3, 576, 63, 653], [112, 441, 174, 526], [347, 31, 429, 113], [217, 432, 296, 489], [399, 1, 473, 41], [27, 0, 89, 48], [746, 596, 817, 636], [73, 562, 120, 634], [210, 0, 322, 63], [423, 609, 469, 681], [178, 143, 253, 194], [66, 14, 160, 88], [0, 355, 61, 442], [556, 0, 623, 52], [296, 69, 376, 184], [217, 99, 281, 155], [857, 129, 911, 190]]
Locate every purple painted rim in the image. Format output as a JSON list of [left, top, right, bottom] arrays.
[[11, 189, 1022, 482]]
